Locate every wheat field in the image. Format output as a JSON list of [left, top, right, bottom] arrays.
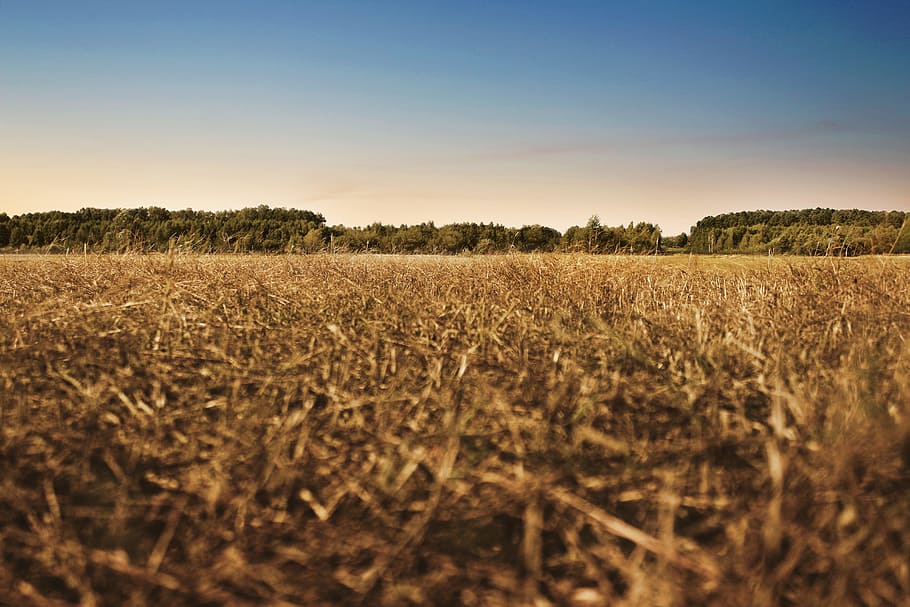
[[1, 253, 908, 606]]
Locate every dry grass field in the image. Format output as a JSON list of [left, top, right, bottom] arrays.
[[1, 253, 909, 606]]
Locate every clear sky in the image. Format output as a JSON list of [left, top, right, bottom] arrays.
[[2, 0, 908, 234]]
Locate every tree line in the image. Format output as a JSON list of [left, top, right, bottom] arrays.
[[0, 207, 662, 254], [688, 208, 910, 255], [1, 206, 907, 255]]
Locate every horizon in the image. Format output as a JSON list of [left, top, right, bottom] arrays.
[[4, 203, 910, 238], [2, 1, 909, 235]]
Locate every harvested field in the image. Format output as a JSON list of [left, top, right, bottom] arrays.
[[1, 253, 909, 606]]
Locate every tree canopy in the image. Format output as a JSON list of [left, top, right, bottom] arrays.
[[0, 208, 661, 255], [688, 208, 910, 255], [1, 206, 908, 255]]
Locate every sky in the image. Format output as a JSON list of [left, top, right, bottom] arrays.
[[1, 1, 909, 235]]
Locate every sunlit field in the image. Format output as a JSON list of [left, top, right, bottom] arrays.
[[1, 253, 908, 606]]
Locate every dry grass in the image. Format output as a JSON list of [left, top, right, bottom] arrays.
[[1, 253, 908, 606]]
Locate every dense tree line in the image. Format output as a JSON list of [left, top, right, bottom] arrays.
[[0, 206, 326, 253], [0, 207, 662, 254], [2, 206, 907, 255], [688, 208, 910, 255], [562, 215, 663, 253]]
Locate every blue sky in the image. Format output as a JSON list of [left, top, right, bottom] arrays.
[[2, 0, 908, 233]]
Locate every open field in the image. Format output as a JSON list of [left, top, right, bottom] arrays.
[[1, 253, 909, 606]]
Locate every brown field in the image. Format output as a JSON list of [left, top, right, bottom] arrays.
[[1, 253, 908, 606]]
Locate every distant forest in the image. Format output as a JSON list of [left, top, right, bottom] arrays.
[[0, 206, 908, 255], [688, 209, 910, 255], [0, 207, 661, 254]]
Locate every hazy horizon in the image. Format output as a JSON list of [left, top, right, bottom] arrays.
[[2, 1, 909, 235]]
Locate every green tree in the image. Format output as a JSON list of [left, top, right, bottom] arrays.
[[0, 213, 9, 247]]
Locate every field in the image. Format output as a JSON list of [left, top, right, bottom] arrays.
[[1, 253, 908, 606]]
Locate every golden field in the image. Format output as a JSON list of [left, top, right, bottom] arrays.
[[1, 253, 908, 606]]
